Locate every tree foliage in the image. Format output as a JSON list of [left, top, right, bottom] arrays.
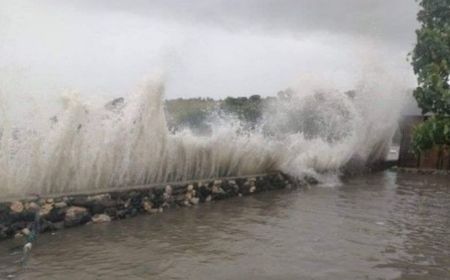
[[165, 98, 217, 133], [220, 95, 264, 124], [164, 95, 267, 132], [411, 0, 450, 152], [413, 116, 450, 149]]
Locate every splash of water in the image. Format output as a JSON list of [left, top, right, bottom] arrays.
[[0, 74, 406, 197]]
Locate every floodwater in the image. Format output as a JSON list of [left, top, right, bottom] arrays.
[[1, 171, 449, 280]]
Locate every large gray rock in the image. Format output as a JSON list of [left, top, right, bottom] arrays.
[[25, 202, 40, 213], [10, 201, 24, 214], [71, 194, 117, 214], [91, 214, 111, 223], [64, 206, 91, 227]]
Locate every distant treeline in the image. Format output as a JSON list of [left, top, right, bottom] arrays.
[[164, 97, 217, 132], [164, 88, 358, 134], [164, 90, 293, 132], [164, 95, 261, 132]]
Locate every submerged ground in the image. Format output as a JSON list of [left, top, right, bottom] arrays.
[[1, 171, 449, 280]]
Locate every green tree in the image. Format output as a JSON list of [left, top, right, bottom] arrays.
[[220, 95, 263, 124], [411, 0, 450, 152]]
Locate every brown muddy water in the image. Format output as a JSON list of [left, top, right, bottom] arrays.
[[0, 171, 449, 280]]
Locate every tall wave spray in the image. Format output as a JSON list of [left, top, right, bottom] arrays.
[[0, 74, 406, 197]]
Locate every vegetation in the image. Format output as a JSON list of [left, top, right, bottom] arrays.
[[220, 95, 265, 124], [164, 88, 353, 142], [164, 98, 218, 133], [411, 0, 450, 152], [165, 94, 275, 132]]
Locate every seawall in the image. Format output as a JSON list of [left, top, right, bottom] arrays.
[[0, 172, 303, 241]]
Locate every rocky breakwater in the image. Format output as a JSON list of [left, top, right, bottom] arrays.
[[0, 172, 303, 241]]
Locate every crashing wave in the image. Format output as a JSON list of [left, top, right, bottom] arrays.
[[0, 75, 406, 196]]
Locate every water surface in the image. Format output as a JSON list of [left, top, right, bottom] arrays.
[[1, 171, 449, 280]]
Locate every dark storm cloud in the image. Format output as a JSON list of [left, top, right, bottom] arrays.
[[72, 0, 419, 46]]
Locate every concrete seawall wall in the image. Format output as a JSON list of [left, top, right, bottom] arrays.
[[0, 172, 303, 241]]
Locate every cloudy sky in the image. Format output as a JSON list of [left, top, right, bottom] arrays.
[[0, 0, 419, 100]]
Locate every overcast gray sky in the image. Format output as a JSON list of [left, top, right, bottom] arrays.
[[0, 0, 419, 100]]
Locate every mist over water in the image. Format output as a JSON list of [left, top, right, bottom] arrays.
[[0, 70, 408, 197]]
